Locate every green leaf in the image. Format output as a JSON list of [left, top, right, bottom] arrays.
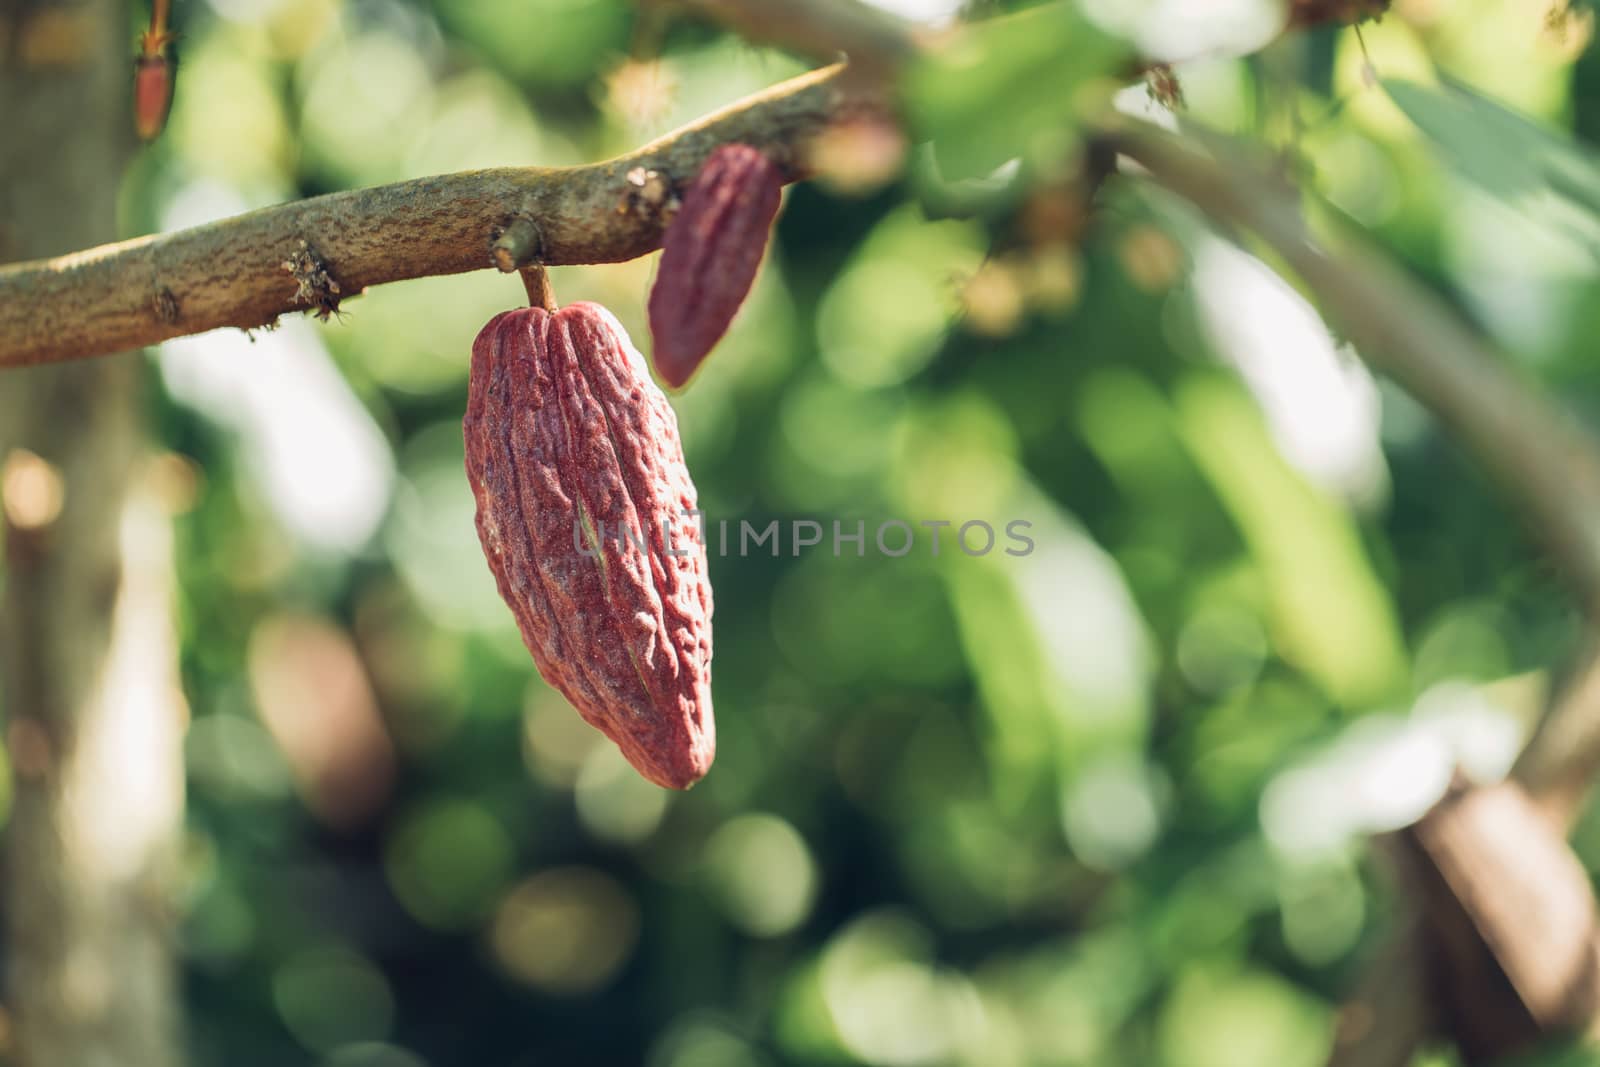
[[905, 4, 1130, 181], [1175, 374, 1407, 710], [1385, 77, 1600, 219]]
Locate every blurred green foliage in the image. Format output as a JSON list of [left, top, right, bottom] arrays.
[[41, 0, 1600, 1064]]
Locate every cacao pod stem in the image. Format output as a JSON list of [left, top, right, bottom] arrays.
[[520, 265, 558, 312]]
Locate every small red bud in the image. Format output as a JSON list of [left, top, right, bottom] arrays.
[[134, 53, 174, 142]]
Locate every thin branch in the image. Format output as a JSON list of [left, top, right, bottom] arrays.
[[0, 64, 875, 367], [1288, 0, 1391, 28], [665, 0, 920, 78], [1110, 120, 1600, 831], [1108, 121, 1600, 621], [0, 0, 1399, 370], [669, 0, 1391, 75]]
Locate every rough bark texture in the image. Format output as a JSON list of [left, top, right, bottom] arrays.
[[464, 303, 715, 789], [0, 1, 185, 1064], [0, 64, 870, 368], [0, 1, 1397, 371], [648, 143, 784, 388]]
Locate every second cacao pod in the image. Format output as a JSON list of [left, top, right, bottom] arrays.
[[648, 143, 784, 388]]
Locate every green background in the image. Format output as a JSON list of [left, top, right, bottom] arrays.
[[48, 0, 1600, 1063]]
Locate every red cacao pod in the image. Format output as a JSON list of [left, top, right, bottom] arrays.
[[464, 302, 715, 789], [647, 143, 784, 388]]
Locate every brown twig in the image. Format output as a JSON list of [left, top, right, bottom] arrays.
[[1108, 122, 1600, 621], [670, 0, 1391, 75], [519, 265, 558, 312], [0, 0, 1401, 370], [663, 0, 920, 79], [0, 63, 875, 367], [1287, 0, 1391, 28], [1111, 119, 1600, 836]]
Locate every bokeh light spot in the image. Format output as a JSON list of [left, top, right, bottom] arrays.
[[322, 1042, 430, 1067], [385, 799, 514, 930], [273, 945, 394, 1053], [1060, 758, 1166, 870], [819, 913, 989, 1066], [704, 814, 819, 938], [2, 448, 64, 530], [649, 1016, 768, 1067], [489, 867, 639, 995], [575, 744, 671, 844]]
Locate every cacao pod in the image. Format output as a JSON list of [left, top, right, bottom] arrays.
[[464, 302, 715, 789], [648, 143, 784, 388]]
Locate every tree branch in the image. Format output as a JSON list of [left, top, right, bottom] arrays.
[[670, 0, 1389, 75], [0, 63, 874, 368], [1109, 120, 1600, 835], [0, 0, 1398, 370], [1107, 122, 1600, 621], [1288, 0, 1390, 28], [667, 0, 919, 78]]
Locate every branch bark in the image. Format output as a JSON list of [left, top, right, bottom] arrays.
[[1111, 120, 1600, 832], [0, 63, 874, 367], [667, 0, 919, 77], [1108, 122, 1600, 622], [0, 0, 1399, 370]]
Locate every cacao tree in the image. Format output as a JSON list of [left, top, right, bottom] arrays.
[[2, 1, 1600, 1065]]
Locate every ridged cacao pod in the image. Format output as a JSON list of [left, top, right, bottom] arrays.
[[647, 143, 784, 388], [463, 302, 715, 789]]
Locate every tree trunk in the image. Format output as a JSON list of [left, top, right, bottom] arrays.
[[0, 2, 186, 1064]]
